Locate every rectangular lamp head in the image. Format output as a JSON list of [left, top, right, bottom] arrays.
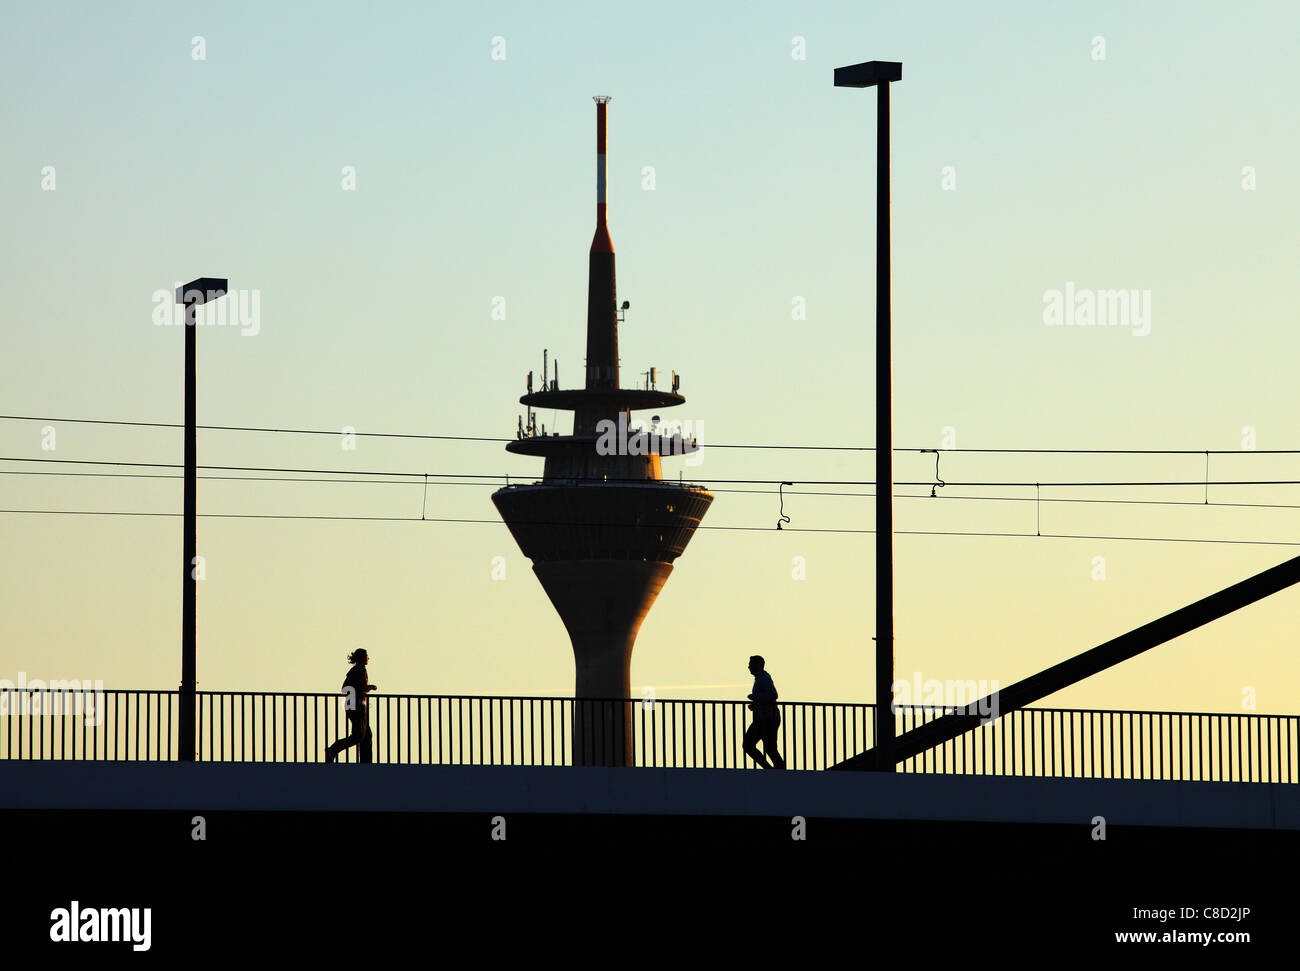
[[834, 61, 902, 88], [175, 277, 229, 305]]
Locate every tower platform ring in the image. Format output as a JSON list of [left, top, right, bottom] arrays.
[[519, 389, 685, 411]]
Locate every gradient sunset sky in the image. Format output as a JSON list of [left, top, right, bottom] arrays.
[[3, 1, 1298, 716]]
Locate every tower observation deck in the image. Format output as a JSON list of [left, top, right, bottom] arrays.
[[492, 97, 713, 766]]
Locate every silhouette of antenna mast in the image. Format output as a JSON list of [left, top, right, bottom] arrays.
[[490, 97, 713, 766]]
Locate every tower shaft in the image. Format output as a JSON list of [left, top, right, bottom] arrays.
[[534, 560, 672, 765]]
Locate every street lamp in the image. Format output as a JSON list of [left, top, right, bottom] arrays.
[[835, 60, 902, 772], [174, 277, 228, 762]]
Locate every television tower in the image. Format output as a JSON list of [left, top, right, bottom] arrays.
[[492, 96, 713, 766]]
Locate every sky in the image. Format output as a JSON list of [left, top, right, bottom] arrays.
[[2, 0, 1298, 719]]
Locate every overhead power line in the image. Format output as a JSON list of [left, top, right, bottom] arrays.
[[3, 414, 1298, 455], [3, 454, 1300, 489], [0, 506, 1296, 548], [6, 466, 1300, 513], [0, 415, 504, 444]]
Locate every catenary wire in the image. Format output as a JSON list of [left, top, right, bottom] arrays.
[[3, 414, 1298, 455], [1, 506, 1297, 548], [3, 454, 1299, 488]]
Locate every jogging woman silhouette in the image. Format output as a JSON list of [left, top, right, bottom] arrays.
[[325, 649, 376, 763]]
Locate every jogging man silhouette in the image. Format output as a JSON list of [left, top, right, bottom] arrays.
[[743, 655, 785, 769]]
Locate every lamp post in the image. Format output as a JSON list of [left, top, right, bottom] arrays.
[[835, 60, 902, 772], [174, 277, 228, 762]]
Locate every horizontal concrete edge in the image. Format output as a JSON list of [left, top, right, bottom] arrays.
[[1, 761, 1296, 829]]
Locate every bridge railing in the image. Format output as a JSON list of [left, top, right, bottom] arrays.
[[0, 688, 1296, 782]]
